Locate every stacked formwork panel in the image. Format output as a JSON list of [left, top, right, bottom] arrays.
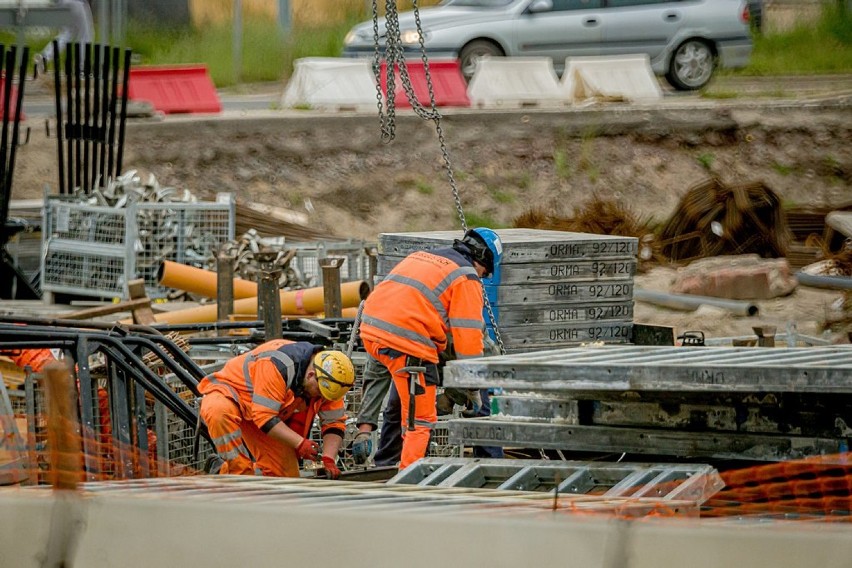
[[444, 345, 852, 463], [377, 229, 638, 352]]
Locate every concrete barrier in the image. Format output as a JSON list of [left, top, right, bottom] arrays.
[[561, 55, 662, 104], [280, 57, 378, 112], [467, 57, 565, 109]]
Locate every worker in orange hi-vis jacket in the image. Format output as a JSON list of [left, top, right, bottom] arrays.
[[357, 228, 503, 470], [198, 340, 355, 479]]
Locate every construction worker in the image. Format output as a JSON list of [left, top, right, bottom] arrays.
[[355, 227, 503, 470], [198, 340, 355, 479]]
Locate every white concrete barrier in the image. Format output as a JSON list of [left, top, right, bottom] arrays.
[[280, 57, 378, 112], [561, 55, 663, 104], [467, 57, 565, 109]]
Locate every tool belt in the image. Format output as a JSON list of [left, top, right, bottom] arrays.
[[404, 355, 440, 389]]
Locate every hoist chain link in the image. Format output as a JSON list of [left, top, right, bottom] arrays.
[[372, 0, 505, 354]]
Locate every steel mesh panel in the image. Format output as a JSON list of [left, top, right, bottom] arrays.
[[158, 377, 212, 474], [48, 203, 126, 245], [43, 249, 126, 295]]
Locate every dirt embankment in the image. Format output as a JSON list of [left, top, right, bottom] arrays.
[[11, 101, 852, 339]]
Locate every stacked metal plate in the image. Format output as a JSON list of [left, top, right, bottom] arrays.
[[444, 345, 852, 462], [377, 229, 638, 352]]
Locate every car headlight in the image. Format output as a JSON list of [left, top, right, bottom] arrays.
[[399, 29, 427, 45], [344, 30, 358, 45]]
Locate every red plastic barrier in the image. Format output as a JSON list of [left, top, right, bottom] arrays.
[[379, 59, 470, 108], [127, 65, 221, 114], [0, 78, 25, 121]]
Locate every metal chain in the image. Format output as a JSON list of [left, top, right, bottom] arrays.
[[372, 0, 505, 354]]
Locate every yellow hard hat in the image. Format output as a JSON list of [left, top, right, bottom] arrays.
[[312, 350, 355, 401]]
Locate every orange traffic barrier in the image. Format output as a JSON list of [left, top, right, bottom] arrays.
[[127, 65, 221, 114], [130, 280, 370, 325], [158, 260, 259, 299]]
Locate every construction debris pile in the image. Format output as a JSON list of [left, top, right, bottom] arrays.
[[659, 177, 792, 263]]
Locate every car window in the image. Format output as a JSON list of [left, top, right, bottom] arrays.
[[552, 0, 602, 10], [604, 0, 682, 7], [441, 0, 516, 6]]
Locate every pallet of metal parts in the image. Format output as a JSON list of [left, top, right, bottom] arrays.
[[378, 256, 637, 283], [389, 457, 722, 503], [378, 229, 639, 263], [41, 192, 235, 298], [486, 321, 633, 351]]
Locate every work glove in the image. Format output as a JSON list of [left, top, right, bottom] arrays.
[[296, 438, 319, 461], [441, 388, 482, 417], [322, 456, 341, 480], [350, 431, 373, 465]]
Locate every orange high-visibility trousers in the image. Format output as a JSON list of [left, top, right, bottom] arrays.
[[199, 392, 300, 477], [363, 338, 437, 470]]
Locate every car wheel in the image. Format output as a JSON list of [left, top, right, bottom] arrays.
[[665, 39, 716, 91], [459, 40, 503, 82]]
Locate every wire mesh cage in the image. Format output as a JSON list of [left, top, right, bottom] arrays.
[[288, 241, 374, 288], [153, 380, 214, 476], [41, 196, 235, 298]]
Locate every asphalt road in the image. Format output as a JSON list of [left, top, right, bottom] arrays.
[[18, 73, 852, 117]]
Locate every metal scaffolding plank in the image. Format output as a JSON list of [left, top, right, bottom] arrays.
[[444, 346, 852, 393], [378, 229, 639, 262], [492, 394, 579, 422], [447, 418, 848, 462], [388, 458, 723, 505]]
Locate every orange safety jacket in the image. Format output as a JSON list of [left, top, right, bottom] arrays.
[[197, 340, 346, 438], [360, 247, 484, 363]]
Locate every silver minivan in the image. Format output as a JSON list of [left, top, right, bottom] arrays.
[[343, 0, 754, 90]]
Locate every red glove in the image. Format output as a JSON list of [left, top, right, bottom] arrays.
[[322, 456, 341, 480], [296, 438, 319, 461]]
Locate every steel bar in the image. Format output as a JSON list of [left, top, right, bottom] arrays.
[[447, 419, 849, 462], [634, 288, 759, 317], [75, 337, 99, 481], [257, 252, 283, 340], [98, 45, 111, 182], [109, 362, 132, 479], [320, 257, 345, 318], [73, 42, 82, 191], [90, 44, 101, 188], [52, 39, 65, 195], [443, 345, 852, 393], [115, 48, 131, 176], [796, 272, 852, 291], [3, 46, 26, 214], [106, 46, 119, 180], [82, 43, 91, 193], [216, 250, 235, 327], [64, 40, 73, 192], [0, 47, 15, 222]]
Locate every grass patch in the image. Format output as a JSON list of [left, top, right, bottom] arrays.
[[464, 212, 503, 229], [697, 153, 716, 171], [415, 180, 434, 195], [740, 5, 852, 75], [553, 148, 572, 179], [487, 186, 515, 204], [772, 162, 795, 176]]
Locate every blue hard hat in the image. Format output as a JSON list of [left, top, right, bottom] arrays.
[[461, 227, 502, 276]]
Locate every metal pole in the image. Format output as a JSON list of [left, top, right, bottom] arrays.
[[216, 248, 235, 332], [233, 0, 242, 82], [256, 252, 282, 341], [633, 288, 759, 317], [320, 257, 345, 319], [278, 0, 291, 33]]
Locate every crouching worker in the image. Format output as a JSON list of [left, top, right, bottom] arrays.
[[199, 340, 355, 479]]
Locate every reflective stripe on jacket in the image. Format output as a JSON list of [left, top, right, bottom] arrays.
[[197, 339, 346, 437], [359, 247, 484, 362]]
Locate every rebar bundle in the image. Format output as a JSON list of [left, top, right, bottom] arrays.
[[659, 177, 792, 263]]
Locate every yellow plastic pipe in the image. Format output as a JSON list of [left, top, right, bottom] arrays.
[[158, 260, 258, 299], [136, 281, 370, 324]]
